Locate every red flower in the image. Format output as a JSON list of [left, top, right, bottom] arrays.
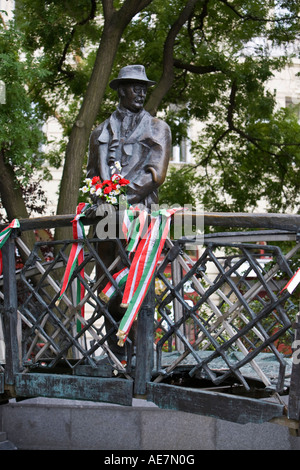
[[95, 183, 103, 190], [119, 178, 130, 186], [104, 186, 113, 194], [92, 176, 100, 185], [103, 179, 112, 186]]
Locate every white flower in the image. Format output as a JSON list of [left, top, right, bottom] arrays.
[[110, 161, 122, 173], [90, 187, 96, 194], [80, 185, 89, 194], [85, 178, 92, 186], [114, 188, 121, 195], [96, 187, 103, 196], [111, 173, 122, 182], [110, 196, 118, 205]]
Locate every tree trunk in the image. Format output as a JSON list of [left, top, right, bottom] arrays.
[[0, 150, 35, 252]]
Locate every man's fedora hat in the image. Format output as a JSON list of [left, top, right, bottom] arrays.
[[109, 65, 156, 90]]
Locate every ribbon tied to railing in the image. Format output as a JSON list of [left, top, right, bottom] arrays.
[[101, 206, 181, 346], [281, 267, 300, 294], [57, 203, 300, 347], [0, 207, 299, 348], [58, 202, 90, 331], [0, 219, 20, 274]]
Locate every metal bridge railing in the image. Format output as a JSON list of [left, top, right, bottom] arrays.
[[0, 211, 300, 428], [154, 237, 295, 391]]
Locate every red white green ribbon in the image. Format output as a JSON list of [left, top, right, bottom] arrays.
[[99, 208, 149, 304], [126, 208, 148, 254], [281, 267, 300, 294], [0, 219, 20, 275], [120, 216, 158, 308], [99, 266, 130, 303], [122, 208, 136, 243], [116, 208, 180, 346], [59, 203, 89, 331]]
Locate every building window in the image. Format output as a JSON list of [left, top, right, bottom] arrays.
[[285, 96, 300, 120], [172, 138, 191, 163]]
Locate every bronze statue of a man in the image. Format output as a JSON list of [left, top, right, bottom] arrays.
[[86, 65, 171, 361], [87, 65, 171, 210]]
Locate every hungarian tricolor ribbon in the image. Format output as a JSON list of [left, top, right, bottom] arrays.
[[99, 266, 130, 303], [122, 208, 136, 243], [0, 219, 20, 275], [99, 208, 149, 304], [59, 203, 89, 331], [125, 208, 148, 254], [281, 267, 300, 294], [120, 215, 159, 308], [114, 207, 180, 346]]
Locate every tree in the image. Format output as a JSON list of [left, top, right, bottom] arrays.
[[149, 0, 300, 212], [2, 0, 300, 234], [0, 25, 45, 219]]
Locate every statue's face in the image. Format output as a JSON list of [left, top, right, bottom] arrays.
[[119, 82, 147, 112]]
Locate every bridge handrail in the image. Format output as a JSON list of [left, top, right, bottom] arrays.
[[0, 210, 299, 233]]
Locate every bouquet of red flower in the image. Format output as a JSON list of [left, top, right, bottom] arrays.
[[80, 163, 130, 207]]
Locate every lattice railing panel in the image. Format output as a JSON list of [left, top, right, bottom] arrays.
[[154, 238, 298, 392], [17, 237, 134, 375], [10, 233, 300, 393]]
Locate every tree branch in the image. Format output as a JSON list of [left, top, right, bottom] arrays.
[[188, 0, 209, 53], [227, 78, 237, 129], [58, 0, 98, 77], [226, 80, 300, 152], [173, 58, 221, 75], [146, 0, 199, 115], [218, 0, 299, 23], [118, 0, 154, 24], [182, 76, 298, 179]]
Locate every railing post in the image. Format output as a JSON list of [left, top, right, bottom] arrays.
[[172, 257, 185, 352], [1, 234, 20, 388], [134, 280, 155, 396]]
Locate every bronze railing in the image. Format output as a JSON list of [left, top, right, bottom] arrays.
[[0, 211, 300, 429]]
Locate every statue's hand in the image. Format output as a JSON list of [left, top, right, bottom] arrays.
[[84, 204, 98, 218]]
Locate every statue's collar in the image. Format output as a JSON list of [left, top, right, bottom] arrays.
[[115, 106, 145, 120]]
